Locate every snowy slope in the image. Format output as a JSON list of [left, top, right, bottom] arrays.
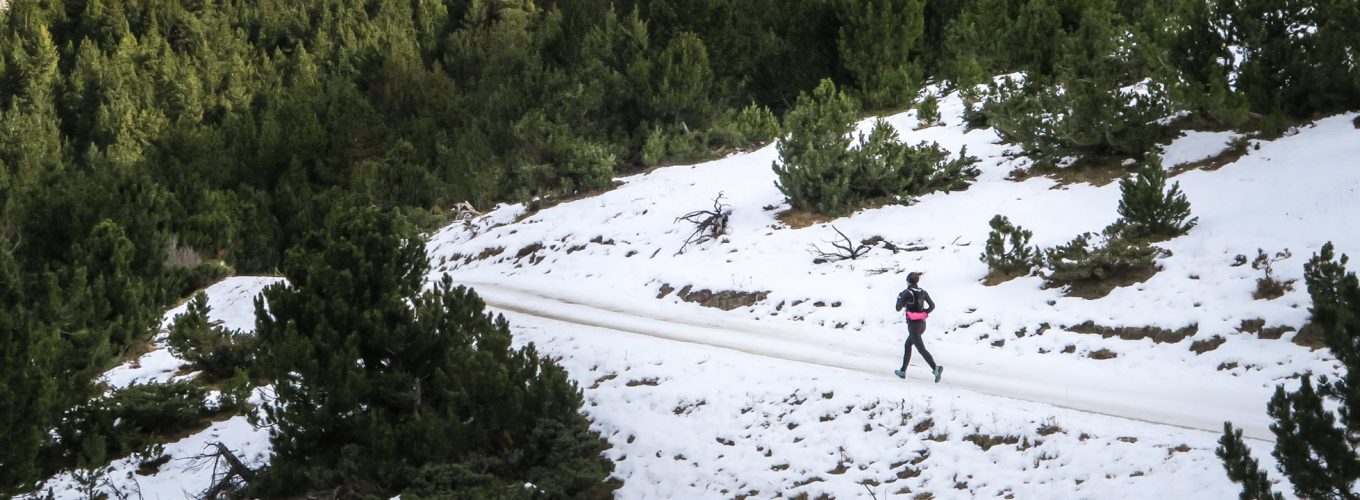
[[33, 89, 1360, 498]]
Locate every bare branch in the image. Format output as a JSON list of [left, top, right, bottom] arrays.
[[809, 225, 871, 262], [674, 193, 732, 254], [199, 442, 256, 499]]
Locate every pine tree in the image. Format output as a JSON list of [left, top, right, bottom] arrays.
[[652, 31, 714, 129], [0, 249, 63, 494], [1011, 0, 1062, 74], [1220, 243, 1360, 499], [1116, 155, 1197, 240], [836, 0, 926, 109], [981, 214, 1039, 279], [254, 203, 613, 497], [941, 0, 1013, 84], [1140, 0, 1248, 127], [773, 79, 859, 215]]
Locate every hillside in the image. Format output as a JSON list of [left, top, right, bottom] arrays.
[[32, 88, 1360, 498]]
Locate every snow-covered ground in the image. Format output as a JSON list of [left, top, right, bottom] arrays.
[[32, 88, 1360, 498]]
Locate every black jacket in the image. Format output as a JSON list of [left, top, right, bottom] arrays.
[[895, 286, 935, 315]]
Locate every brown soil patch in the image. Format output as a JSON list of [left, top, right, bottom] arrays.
[[656, 283, 675, 299], [776, 209, 835, 229], [1068, 321, 1197, 344], [1292, 322, 1326, 349], [674, 285, 770, 311], [625, 378, 660, 387], [471, 246, 504, 262], [1087, 348, 1118, 360], [1057, 263, 1162, 299], [983, 269, 1028, 286], [1189, 335, 1226, 354], [1169, 136, 1251, 176], [965, 433, 1020, 451], [1236, 319, 1296, 340]]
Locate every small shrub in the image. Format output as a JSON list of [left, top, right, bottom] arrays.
[[734, 102, 780, 147], [980, 214, 1039, 282], [916, 94, 941, 127], [162, 260, 232, 304], [56, 382, 215, 468], [852, 122, 979, 200], [1043, 232, 1165, 298], [959, 88, 989, 130], [1252, 248, 1295, 299], [641, 126, 667, 166], [167, 292, 257, 380], [774, 80, 979, 216], [984, 76, 1167, 169], [1115, 155, 1198, 240]]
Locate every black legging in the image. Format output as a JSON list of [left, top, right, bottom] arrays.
[[900, 321, 936, 371]]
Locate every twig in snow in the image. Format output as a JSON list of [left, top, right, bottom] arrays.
[[809, 226, 871, 263]]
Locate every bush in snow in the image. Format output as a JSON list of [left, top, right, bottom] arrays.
[[916, 93, 941, 127], [980, 214, 1040, 282], [983, 1, 1169, 169], [55, 382, 216, 475], [1251, 248, 1295, 300], [1042, 232, 1164, 298], [1219, 242, 1360, 498], [167, 292, 257, 380], [775, 80, 979, 216], [774, 79, 861, 215], [733, 102, 781, 148], [1114, 155, 1197, 240], [985, 76, 1167, 170]]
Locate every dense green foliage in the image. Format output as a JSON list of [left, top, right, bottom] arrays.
[[1, 0, 1358, 493], [0, 0, 844, 491], [774, 80, 978, 215], [1220, 243, 1360, 499], [981, 214, 1039, 280], [1042, 232, 1164, 295], [253, 204, 613, 498], [166, 292, 256, 380], [1115, 156, 1197, 240], [58, 381, 225, 474]]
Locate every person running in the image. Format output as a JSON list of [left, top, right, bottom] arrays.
[[894, 271, 943, 383]]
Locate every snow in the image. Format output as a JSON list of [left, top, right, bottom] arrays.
[[101, 277, 283, 390], [1159, 130, 1242, 167], [34, 86, 1360, 498], [34, 389, 273, 500]]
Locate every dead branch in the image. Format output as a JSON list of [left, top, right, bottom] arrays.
[[674, 192, 731, 254], [200, 442, 256, 499], [452, 201, 481, 221], [810, 226, 871, 263]]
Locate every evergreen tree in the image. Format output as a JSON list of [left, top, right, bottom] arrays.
[[941, 0, 1014, 84], [981, 214, 1039, 279], [1011, 0, 1063, 74], [1116, 155, 1197, 240], [254, 203, 613, 497], [986, 0, 1167, 168], [773, 79, 859, 215], [652, 31, 714, 129], [1139, 0, 1248, 128], [836, 0, 926, 109], [1220, 243, 1360, 499]]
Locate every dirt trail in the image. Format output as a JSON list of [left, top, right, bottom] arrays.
[[464, 279, 1275, 443]]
